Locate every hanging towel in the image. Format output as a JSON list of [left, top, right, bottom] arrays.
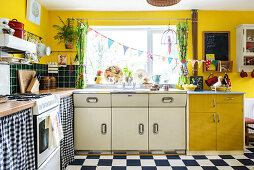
[[45, 95, 63, 148]]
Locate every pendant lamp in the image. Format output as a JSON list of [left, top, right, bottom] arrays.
[[146, 0, 181, 7]]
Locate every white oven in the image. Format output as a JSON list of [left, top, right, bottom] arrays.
[[34, 104, 61, 170]]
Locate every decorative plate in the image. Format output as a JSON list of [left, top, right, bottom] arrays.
[[104, 66, 123, 83], [134, 69, 148, 84]]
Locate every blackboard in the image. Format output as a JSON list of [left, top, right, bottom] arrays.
[[203, 32, 230, 61]]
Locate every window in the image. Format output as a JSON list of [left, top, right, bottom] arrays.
[[85, 26, 179, 84]]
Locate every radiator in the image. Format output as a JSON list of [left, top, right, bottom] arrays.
[[245, 98, 254, 133]]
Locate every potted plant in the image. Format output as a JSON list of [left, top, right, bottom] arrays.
[[53, 17, 76, 49], [123, 65, 133, 83]]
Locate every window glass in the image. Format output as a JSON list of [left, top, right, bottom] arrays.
[[85, 26, 179, 84]]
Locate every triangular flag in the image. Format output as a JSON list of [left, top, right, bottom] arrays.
[[181, 59, 187, 64], [168, 58, 173, 64], [123, 45, 129, 55], [162, 57, 166, 62], [88, 28, 92, 32], [138, 50, 143, 56], [205, 60, 212, 69], [108, 38, 114, 49], [198, 60, 203, 68], [212, 60, 218, 68], [147, 53, 152, 61], [190, 60, 196, 67]]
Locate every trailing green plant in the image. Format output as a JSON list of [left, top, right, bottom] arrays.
[[176, 21, 190, 86], [53, 17, 77, 44], [123, 65, 133, 78]]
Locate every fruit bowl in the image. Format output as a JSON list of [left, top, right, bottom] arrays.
[[183, 84, 197, 91]]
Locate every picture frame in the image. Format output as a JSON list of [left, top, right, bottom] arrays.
[[190, 76, 203, 91], [58, 55, 67, 67], [26, 0, 41, 25]]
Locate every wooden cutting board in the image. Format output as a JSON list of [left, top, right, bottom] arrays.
[[18, 70, 36, 93]]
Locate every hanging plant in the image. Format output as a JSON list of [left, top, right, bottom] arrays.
[[76, 21, 89, 89], [176, 21, 190, 86], [53, 17, 77, 49]]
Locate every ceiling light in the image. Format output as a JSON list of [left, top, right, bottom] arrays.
[[146, 0, 181, 7]]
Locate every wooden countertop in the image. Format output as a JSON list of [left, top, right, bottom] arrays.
[[0, 88, 76, 118], [0, 101, 35, 118], [36, 88, 76, 98]]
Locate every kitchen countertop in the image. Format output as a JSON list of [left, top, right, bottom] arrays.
[[0, 88, 76, 118], [0, 101, 35, 118], [187, 90, 245, 94], [36, 88, 76, 98], [74, 88, 187, 94]]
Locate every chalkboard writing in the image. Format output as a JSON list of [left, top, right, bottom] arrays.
[[203, 32, 230, 61]]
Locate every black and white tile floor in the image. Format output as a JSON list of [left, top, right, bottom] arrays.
[[66, 146, 254, 170]]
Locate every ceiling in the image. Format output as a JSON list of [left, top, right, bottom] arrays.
[[37, 0, 254, 11]]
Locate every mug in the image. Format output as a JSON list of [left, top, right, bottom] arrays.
[[152, 75, 161, 84]]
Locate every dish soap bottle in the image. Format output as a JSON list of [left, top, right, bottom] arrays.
[[95, 70, 103, 84]]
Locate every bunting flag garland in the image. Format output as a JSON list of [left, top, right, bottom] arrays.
[[123, 45, 129, 55], [108, 38, 114, 49], [190, 60, 196, 67], [181, 59, 187, 64], [86, 27, 225, 73], [168, 57, 173, 64], [147, 53, 152, 61], [212, 60, 218, 68], [138, 50, 143, 57], [205, 60, 212, 69]]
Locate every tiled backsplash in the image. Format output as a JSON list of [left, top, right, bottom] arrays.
[[10, 64, 78, 94]]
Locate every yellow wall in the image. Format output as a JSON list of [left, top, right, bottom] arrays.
[[1, 4, 254, 98], [0, 0, 49, 63], [198, 11, 254, 98]]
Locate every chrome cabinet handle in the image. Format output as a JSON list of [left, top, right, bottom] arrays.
[[162, 97, 174, 103], [213, 98, 216, 107], [213, 113, 216, 122], [101, 123, 107, 134], [218, 114, 220, 123], [139, 123, 144, 135], [153, 123, 159, 134], [86, 97, 98, 103], [225, 97, 235, 100]]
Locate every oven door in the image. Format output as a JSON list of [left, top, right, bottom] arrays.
[[36, 106, 60, 168]]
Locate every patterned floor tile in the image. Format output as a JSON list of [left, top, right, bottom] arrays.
[[66, 145, 254, 170]]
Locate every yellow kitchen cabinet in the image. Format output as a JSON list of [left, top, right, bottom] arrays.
[[189, 94, 243, 151], [189, 94, 216, 113], [217, 103, 243, 150], [189, 112, 217, 151]]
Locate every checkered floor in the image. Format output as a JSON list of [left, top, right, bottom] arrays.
[[66, 147, 254, 170]]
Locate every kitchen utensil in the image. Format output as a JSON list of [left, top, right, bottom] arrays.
[[18, 70, 36, 93], [8, 19, 24, 39], [152, 75, 161, 84], [104, 66, 123, 83], [205, 73, 218, 86], [37, 42, 46, 58]]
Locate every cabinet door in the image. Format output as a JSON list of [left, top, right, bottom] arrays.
[[189, 95, 216, 113], [189, 112, 217, 151], [74, 108, 111, 150], [149, 108, 186, 150], [112, 108, 148, 150], [217, 103, 243, 150]]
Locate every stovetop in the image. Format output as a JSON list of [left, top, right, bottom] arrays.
[[6, 93, 52, 101]]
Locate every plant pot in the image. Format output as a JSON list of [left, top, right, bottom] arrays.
[[65, 41, 74, 49], [125, 77, 133, 83]]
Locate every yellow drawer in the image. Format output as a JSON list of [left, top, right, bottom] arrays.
[[189, 94, 216, 113], [216, 94, 243, 103]]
